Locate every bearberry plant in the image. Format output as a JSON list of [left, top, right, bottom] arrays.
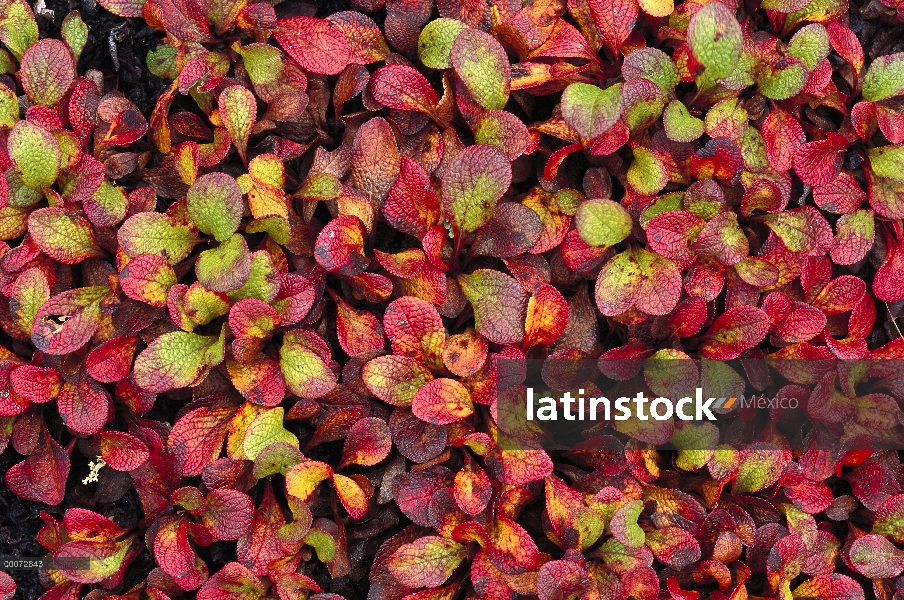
[[0, 0, 901, 597]]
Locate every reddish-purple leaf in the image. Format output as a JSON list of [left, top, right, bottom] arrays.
[[700, 305, 770, 359], [275, 17, 350, 75], [86, 335, 139, 383], [100, 430, 150, 471], [793, 132, 849, 187]]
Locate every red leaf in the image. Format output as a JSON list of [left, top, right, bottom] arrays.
[[537, 559, 592, 600], [690, 137, 744, 184], [383, 157, 442, 239], [274, 17, 350, 75], [874, 239, 904, 302], [203, 489, 254, 540], [314, 215, 368, 276], [385, 0, 433, 57], [587, 0, 639, 59], [0, 572, 14, 600], [333, 293, 385, 357], [813, 172, 865, 214], [5, 435, 69, 505], [153, 518, 207, 590], [370, 65, 440, 118], [700, 305, 770, 359], [100, 430, 150, 471], [58, 380, 110, 436], [97, 95, 149, 146], [10, 365, 62, 404], [226, 355, 286, 407], [773, 301, 827, 344], [811, 275, 866, 314], [667, 296, 708, 338], [120, 253, 177, 308], [524, 284, 569, 348], [645, 210, 706, 262], [383, 296, 445, 368], [792, 132, 849, 187], [412, 378, 474, 425], [826, 21, 864, 76], [762, 106, 806, 172], [197, 562, 264, 600], [228, 298, 279, 341], [86, 335, 139, 383], [20, 39, 75, 109], [167, 405, 236, 477], [236, 482, 285, 576], [453, 454, 492, 515], [341, 417, 392, 467]]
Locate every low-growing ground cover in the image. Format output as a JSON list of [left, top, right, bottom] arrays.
[[0, 0, 903, 597]]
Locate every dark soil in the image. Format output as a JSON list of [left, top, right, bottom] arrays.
[[35, 0, 168, 113], [0, 452, 44, 600]]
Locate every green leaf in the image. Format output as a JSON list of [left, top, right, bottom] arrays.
[[196, 233, 251, 293], [733, 442, 788, 493], [687, 1, 743, 85], [0, 0, 38, 60], [219, 85, 256, 163], [560, 82, 623, 139], [252, 442, 304, 478], [246, 216, 290, 245], [740, 125, 770, 171], [227, 250, 280, 302], [622, 47, 680, 94], [671, 423, 718, 471], [187, 172, 243, 242], [387, 536, 467, 588], [133, 326, 226, 393], [304, 529, 336, 563], [0, 83, 19, 128], [280, 341, 337, 400], [575, 199, 633, 247], [28, 208, 102, 264], [868, 145, 904, 183], [147, 44, 178, 80], [863, 53, 904, 102], [627, 147, 668, 195], [9, 268, 49, 337], [118, 212, 199, 264], [663, 100, 704, 142], [418, 18, 467, 69], [441, 144, 512, 235], [55, 538, 132, 585], [641, 193, 684, 227], [457, 269, 529, 345], [787, 23, 830, 70], [624, 80, 666, 133], [758, 60, 808, 100], [783, 0, 850, 38], [235, 43, 283, 86], [295, 173, 341, 201], [450, 28, 510, 110], [85, 180, 128, 227], [610, 500, 645, 548], [180, 283, 230, 330], [8, 121, 60, 190], [61, 11, 88, 61], [243, 407, 299, 460], [0, 48, 13, 75]]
